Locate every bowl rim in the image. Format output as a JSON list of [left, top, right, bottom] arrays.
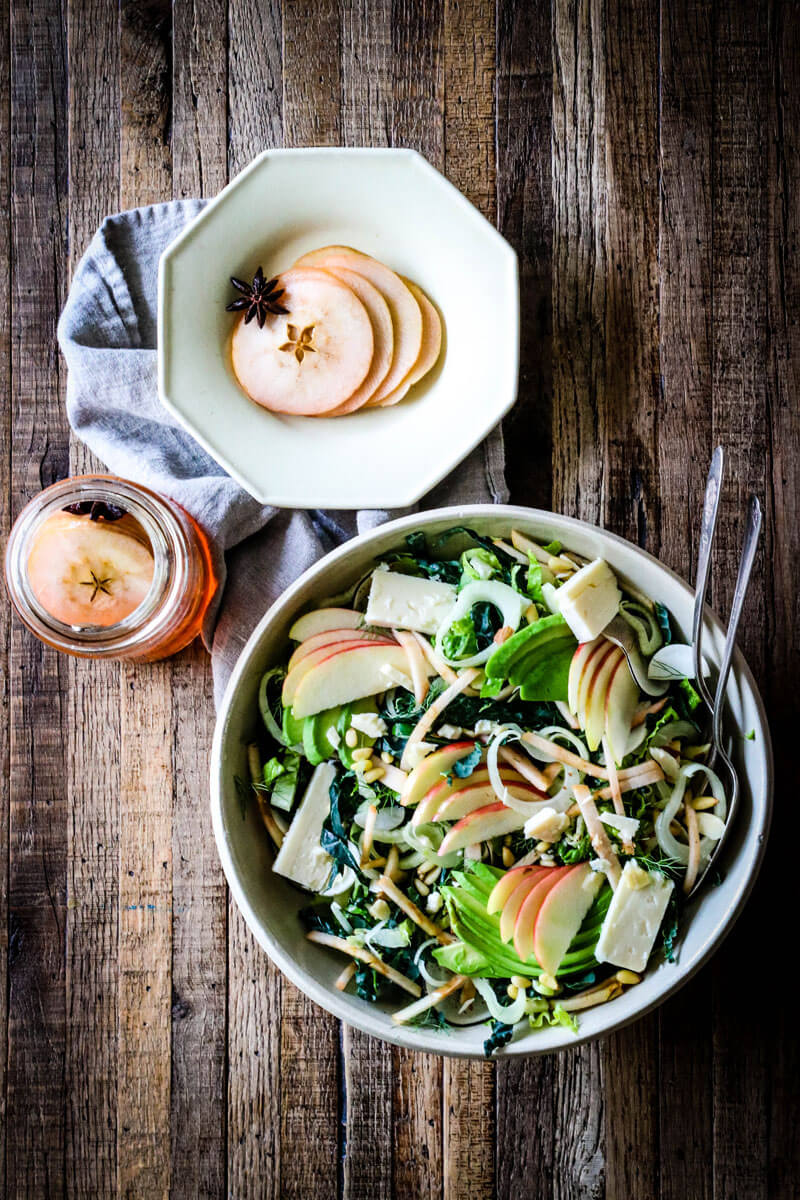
[[157, 147, 520, 508], [210, 503, 774, 1057]]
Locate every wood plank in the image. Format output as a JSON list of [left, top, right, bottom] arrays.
[[6, 0, 70, 1193], [496, 0, 553, 511], [391, 1049, 443, 1200], [64, 2, 122, 1195], [657, 1, 714, 1196], [0, 0, 12, 1188], [600, 4, 663, 1195], [279, 981, 339, 1199], [169, 5, 228, 1197], [342, 1027, 392, 1200], [118, 4, 174, 1195], [225, 4, 284, 1193], [710, 5, 770, 1198], [765, 5, 800, 1195], [443, 1059, 495, 1200]]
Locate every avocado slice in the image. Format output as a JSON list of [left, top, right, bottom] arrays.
[[485, 614, 574, 680], [336, 697, 378, 768], [303, 707, 343, 766], [518, 640, 576, 702], [282, 705, 306, 748]]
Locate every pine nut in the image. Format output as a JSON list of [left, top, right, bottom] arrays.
[[688, 795, 718, 811], [506, 984, 518, 1000], [380, 751, 394, 764], [535, 841, 551, 852], [502, 846, 515, 867], [352, 746, 373, 762], [345, 728, 358, 748], [511, 975, 531, 990], [363, 767, 385, 784], [615, 969, 641, 985], [415, 879, 430, 896]]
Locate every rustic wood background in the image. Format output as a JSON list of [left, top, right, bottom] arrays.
[[1, 0, 797, 1196]]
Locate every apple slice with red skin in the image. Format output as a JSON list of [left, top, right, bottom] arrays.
[[567, 639, 601, 714], [291, 643, 423, 719], [412, 768, 526, 826], [498, 868, 548, 943], [532, 862, 604, 975], [513, 867, 573, 962], [604, 655, 641, 764], [287, 627, 395, 671], [289, 608, 365, 642], [437, 802, 528, 856], [583, 645, 624, 751], [575, 639, 613, 723], [400, 742, 478, 808], [282, 639, 390, 705], [433, 779, 545, 823]]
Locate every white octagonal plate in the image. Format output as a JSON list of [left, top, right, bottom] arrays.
[[158, 148, 519, 509]]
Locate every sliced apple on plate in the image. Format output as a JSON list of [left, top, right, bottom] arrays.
[[375, 281, 442, 406], [231, 267, 374, 415], [400, 741, 478, 808], [291, 642, 419, 718], [289, 608, 366, 642], [322, 268, 395, 414], [513, 868, 571, 962], [438, 801, 528, 856], [532, 862, 604, 975]]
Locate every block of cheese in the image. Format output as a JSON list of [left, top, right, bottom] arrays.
[[272, 762, 337, 892], [594, 860, 674, 973], [557, 558, 621, 643], [365, 569, 456, 635]]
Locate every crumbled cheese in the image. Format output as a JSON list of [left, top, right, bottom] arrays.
[[365, 570, 456, 635], [437, 724, 463, 740], [589, 858, 611, 875], [598, 811, 640, 841], [326, 725, 341, 749], [350, 712, 388, 739], [425, 891, 443, 914], [523, 806, 570, 843], [403, 742, 437, 769], [473, 719, 501, 737]]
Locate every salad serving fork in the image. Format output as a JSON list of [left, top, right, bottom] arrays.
[[687, 447, 762, 897]]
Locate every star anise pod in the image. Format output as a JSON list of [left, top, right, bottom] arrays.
[[63, 500, 126, 522], [226, 266, 289, 327]]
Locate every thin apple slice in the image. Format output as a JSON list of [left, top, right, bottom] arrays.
[[294, 246, 423, 402], [287, 627, 395, 671], [513, 867, 571, 962], [487, 862, 543, 915], [400, 741, 478, 808], [374, 281, 442, 406], [583, 645, 624, 751], [289, 608, 365, 641], [412, 768, 525, 826], [499, 869, 548, 943], [231, 267, 374, 415], [437, 802, 528, 856], [433, 780, 544, 823], [321, 268, 394, 414], [576, 640, 613, 724], [283, 639, 395, 707], [604, 657, 641, 764], [291, 643, 416, 719], [568, 640, 601, 714], [532, 863, 604, 975], [26, 511, 155, 628]]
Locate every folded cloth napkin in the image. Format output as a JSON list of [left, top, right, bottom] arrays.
[[57, 202, 508, 703]]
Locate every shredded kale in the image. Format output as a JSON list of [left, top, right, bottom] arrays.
[[483, 1020, 514, 1057], [320, 770, 360, 883], [452, 745, 482, 778], [556, 833, 593, 865], [654, 601, 673, 645], [659, 893, 680, 962]]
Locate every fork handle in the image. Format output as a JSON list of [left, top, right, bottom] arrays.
[[692, 447, 724, 713], [711, 494, 762, 756]]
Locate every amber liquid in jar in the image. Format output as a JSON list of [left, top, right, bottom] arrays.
[[5, 476, 217, 662]]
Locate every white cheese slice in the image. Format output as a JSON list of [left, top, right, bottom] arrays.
[[365, 570, 456, 635], [598, 811, 641, 841], [557, 558, 622, 643], [350, 712, 387, 739], [523, 805, 570, 842], [272, 762, 337, 892], [594, 860, 675, 973]]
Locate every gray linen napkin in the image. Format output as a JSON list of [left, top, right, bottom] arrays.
[[57, 202, 508, 703]]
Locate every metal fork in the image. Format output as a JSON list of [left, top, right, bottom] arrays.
[[687, 448, 762, 897]]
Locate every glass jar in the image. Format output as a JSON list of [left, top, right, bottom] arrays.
[[5, 475, 217, 661]]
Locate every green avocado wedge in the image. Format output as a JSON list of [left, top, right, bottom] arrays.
[[518, 640, 577, 701], [336, 697, 378, 768], [282, 705, 306, 749], [485, 614, 576, 681]]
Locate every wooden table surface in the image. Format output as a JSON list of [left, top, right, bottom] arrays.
[[1, 1, 798, 1196]]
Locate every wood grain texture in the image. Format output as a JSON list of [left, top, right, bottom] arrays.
[[443, 1059, 494, 1200], [342, 1027, 393, 1200], [392, 1049, 443, 1200], [656, 2, 714, 1196], [710, 5, 771, 1199], [6, 1, 70, 1194], [173, 0, 228, 199], [65, 3, 122, 1195]]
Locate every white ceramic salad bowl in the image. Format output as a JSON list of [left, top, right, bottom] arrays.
[[210, 505, 772, 1057]]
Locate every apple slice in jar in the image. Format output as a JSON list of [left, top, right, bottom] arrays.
[[230, 267, 374, 415], [320, 268, 394, 415], [294, 247, 423, 403], [26, 511, 155, 628], [375, 281, 442, 407]]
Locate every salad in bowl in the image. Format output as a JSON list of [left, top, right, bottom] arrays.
[[238, 523, 735, 1055]]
